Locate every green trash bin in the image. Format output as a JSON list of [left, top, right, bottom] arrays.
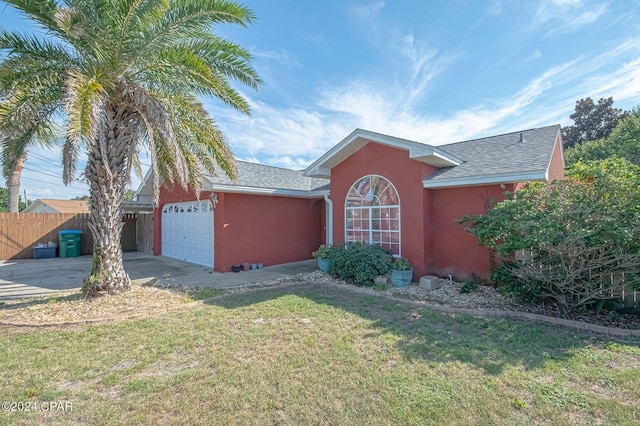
[[58, 230, 82, 258]]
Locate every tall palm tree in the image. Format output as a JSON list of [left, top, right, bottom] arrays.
[[0, 0, 261, 296]]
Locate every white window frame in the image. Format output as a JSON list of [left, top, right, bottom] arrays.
[[344, 174, 401, 256]]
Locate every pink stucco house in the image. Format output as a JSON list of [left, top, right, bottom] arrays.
[[139, 124, 564, 281]]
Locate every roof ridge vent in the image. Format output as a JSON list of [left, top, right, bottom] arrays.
[[519, 132, 526, 143]]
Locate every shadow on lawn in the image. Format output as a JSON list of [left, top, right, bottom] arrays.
[[206, 282, 640, 375]]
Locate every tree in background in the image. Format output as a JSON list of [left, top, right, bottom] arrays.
[[124, 190, 137, 201], [0, 0, 261, 297], [0, 187, 30, 211], [561, 97, 629, 148], [565, 108, 640, 166]]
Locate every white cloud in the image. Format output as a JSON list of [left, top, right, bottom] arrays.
[[351, 1, 385, 20], [526, 49, 543, 61], [250, 47, 301, 67], [211, 35, 640, 170], [531, 0, 605, 32]]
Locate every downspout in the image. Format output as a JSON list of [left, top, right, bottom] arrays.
[[323, 194, 333, 246]]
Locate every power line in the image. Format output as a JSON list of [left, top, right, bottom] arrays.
[[23, 166, 86, 184], [21, 176, 88, 190], [29, 152, 62, 168]]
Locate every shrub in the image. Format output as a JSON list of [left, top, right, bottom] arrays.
[[392, 257, 412, 271], [461, 158, 640, 313], [330, 242, 392, 286], [312, 244, 333, 259], [459, 274, 483, 294]]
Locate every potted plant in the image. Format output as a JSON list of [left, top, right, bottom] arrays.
[[391, 257, 413, 287], [312, 244, 333, 273]]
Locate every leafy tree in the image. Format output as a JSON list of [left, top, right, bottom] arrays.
[[0, 186, 29, 211], [461, 159, 640, 312], [124, 189, 137, 201], [0, 186, 7, 212], [561, 97, 629, 148], [0, 0, 261, 297], [565, 108, 640, 166]]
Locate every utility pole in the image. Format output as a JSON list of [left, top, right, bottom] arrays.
[[23, 189, 28, 208]]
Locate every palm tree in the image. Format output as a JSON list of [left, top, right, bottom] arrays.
[[0, 0, 261, 296], [1, 92, 58, 213]]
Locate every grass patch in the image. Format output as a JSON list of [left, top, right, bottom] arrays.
[[0, 283, 638, 425], [185, 287, 225, 301]]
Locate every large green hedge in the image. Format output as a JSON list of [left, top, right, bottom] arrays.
[[461, 158, 640, 312]]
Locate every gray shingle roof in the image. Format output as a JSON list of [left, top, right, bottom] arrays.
[[200, 125, 559, 193], [205, 161, 329, 192], [427, 124, 561, 182]]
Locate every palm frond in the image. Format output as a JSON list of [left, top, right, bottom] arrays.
[[128, 0, 256, 69], [2, 0, 59, 33], [63, 69, 105, 184]]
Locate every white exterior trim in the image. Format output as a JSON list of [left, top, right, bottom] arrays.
[[304, 129, 463, 178], [207, 184, 328, 198], [422, 170, 548, 188], [344, 174, 401, 256]]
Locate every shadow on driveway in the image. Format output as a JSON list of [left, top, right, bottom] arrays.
[[0, 252, 316, 301]]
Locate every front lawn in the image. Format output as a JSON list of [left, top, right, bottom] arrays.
[[1, 283, 639, 425]]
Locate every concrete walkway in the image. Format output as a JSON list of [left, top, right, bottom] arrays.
[[0, 252, 317, 301]]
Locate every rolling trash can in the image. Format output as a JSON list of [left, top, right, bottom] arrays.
[[58, 230, 83, 258]]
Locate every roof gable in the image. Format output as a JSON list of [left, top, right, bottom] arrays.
[[303, 129, 463, 178], [23, 199, 89, 213]]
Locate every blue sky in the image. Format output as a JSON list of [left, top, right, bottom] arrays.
[[2, 0, 640, 200]]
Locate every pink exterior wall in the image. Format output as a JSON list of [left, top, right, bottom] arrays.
[[329, 141, 515, 281], [547, 133, 565, 181], [428, 185, 511, 281], [213, 193, 323, 272], [155, 186, 324, 272], [330, 142, 437, 279]]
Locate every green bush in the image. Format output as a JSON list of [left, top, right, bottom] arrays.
[[461, 158, 640, 312], [330, 242, 392, 286], [312, 244, 333, 259]]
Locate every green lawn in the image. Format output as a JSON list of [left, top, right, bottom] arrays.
[[1, 283, 639, 425]]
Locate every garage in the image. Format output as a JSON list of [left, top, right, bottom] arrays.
[[161, 201, 214, 267]]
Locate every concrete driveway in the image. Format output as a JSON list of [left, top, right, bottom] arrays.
[[0, 252, 316, 301]]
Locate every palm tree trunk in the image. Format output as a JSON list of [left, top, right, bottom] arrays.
[[7, 152, 26, 213], [82, 103, 134, 297]]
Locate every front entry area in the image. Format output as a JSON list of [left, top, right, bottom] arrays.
[[161, 201, 214, 267]]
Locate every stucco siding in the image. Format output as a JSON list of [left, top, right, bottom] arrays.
[[330, 141, 437, 278], [429, 185, 509, 280], [155, 186, 323, 272]]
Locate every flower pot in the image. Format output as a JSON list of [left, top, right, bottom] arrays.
[[391, 269, 413, 287], [257, 262, 264, 269], [316, 258, 331, 273], [242, 262, 250, 271], [232, 265, 241, 273], [250, 263, 258, 270]]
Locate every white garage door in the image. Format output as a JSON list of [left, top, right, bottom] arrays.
[[161, 201, 214, 267]]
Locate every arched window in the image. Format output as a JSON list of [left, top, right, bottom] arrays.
[[345, 175, 400, 255]]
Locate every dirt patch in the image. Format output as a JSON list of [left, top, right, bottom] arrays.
[[0, 284, 190, 326]]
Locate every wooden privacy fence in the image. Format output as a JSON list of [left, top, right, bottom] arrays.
[[0, 213, 94, 260]]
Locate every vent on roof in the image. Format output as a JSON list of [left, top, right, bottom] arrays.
[[519, 132, 526, 143]]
